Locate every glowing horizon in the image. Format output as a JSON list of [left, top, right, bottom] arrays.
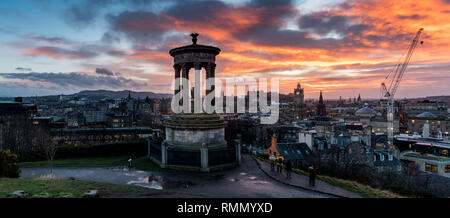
[[0, 0, 449, 99]]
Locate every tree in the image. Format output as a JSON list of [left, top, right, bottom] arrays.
[[0, 149, 20, 178], [402, 161, 420, 190], [45, 142, 58, 174]]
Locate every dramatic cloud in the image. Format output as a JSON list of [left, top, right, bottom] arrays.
[[1, 0, 449, 98], [0, 72, 147, 90], [64, 0, 171, 28], [23, 34, 71, 44], [21, 46, 98, 59], [95, 68, 114, 76]]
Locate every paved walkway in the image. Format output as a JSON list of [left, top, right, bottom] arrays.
[[254, 158, 362, 198], [20, 155, 334, 198]]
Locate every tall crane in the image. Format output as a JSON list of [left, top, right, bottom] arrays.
[[381, 28, 424, 144]]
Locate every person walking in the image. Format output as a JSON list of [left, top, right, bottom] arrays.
[[308, 166, 316, 186], [128, 158, 132, 171], [285, 160, 292, 179], [270, 154, 275, 172], [276, 156, 283, 173]]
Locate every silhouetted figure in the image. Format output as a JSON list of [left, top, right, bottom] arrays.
[[276, 156, 283, 173], [308, 166, 316, 186], [285, 160, 292, 179], [128, 158, 132, 170], [270, 154, 275, 171]]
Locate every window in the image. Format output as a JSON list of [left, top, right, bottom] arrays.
[[425, 163, 438, 173], [442, 150, 448, 156], [446, 165, 450, 173]]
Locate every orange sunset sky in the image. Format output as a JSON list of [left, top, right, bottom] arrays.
[[0, 0, 449, 99]]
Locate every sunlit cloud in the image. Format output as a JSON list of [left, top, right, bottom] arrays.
[[0, 0, 449, 98]]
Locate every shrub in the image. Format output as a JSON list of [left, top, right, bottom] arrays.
[[0, 149, 21, 178]]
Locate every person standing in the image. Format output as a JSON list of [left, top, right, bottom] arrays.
[[285, 160, 292, 179], [308, 166, 316, 186]]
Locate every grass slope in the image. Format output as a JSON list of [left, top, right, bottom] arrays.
[[254, 155, 404, 198], [0, 177, 149, 198]]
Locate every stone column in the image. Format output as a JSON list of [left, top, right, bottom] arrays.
[[200, 143, 209, 172], [206, 63, 216, 107], [174, 64, 181, 95], [193, 62, 202, 113], [161, 142, 167, 168], [236, 142, 241, 165], [181, 63, 190, 112]]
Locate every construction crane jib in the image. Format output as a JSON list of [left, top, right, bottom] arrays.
[[381, 28, 424, 144]]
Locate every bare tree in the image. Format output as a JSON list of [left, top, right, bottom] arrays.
[[45, 142, 57, 174], [402, 161, 420, 190]]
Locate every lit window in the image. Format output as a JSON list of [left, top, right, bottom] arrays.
[[442, 150, 448, 156], [425, 163, 438, 173], [446, 165, 450, 173]]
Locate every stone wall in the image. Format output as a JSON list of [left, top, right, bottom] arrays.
[[166, 128, 225, 145]]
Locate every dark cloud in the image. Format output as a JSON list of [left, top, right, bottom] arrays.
[[165, 1, 228, 22], [102, 0, 387, 51], [63, 0, 169, 28], [106, 10, 181, 47], [23, 34, 71, 44], [397, 14, 428, 20], [66, 0, 424, 55], [23, 46, 99, 59], [297, 13, 369, 44], [95, 68, 114, 76], [101, 32, 121, 44], [106, 0, 297, 48], [15, 67, 32, 71], [248, 0, 293, 6], [0, 72, 147, 89]]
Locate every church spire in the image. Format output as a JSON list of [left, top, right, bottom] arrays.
[[319, 90, 323, 104], [316, 90, 326, 117]]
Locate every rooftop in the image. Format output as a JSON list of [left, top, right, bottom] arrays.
[[400, 151, 450, 162], [0, 101, 20, 104], [355, 107, 377, 115], [416, 111, 438, 119]]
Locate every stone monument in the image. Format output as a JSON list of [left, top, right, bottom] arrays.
[[149, 33, 240, 172]]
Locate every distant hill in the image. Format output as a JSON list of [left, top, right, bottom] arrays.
[[75, 90, 172, 99]]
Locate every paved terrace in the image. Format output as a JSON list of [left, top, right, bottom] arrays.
[[20, 155, 361, 198], [253, 158, 362, 198]]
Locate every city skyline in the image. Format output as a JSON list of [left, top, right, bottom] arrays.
[[0, 0, 449, 98]]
